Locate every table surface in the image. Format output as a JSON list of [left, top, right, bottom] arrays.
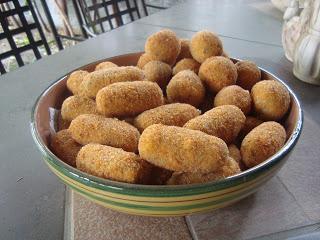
[[1, 0, 320, 239]]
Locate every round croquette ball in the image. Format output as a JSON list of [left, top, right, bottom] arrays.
[[251, 80, 291, 121], [199, 56, 237, 93], [66, 70, 89, 95], [176, 39, 192, 61], [184, 105, 246, 144], [190, 30, 223, 63], [145, 29, 181, 66], [173, 58, 200, 75], [166, 70, 205, 107], [241, 121, 286, 168], [143, 60, 172, 89], [236, 60, 261, 90], [214, 85, 252, 115], [137, 53, 157, 69], [95, 61, 118, 71]]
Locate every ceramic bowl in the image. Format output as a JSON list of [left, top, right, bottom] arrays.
[[31, 52, 303, 216]]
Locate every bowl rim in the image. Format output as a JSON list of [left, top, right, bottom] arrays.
[[30, 52, 303, 195]]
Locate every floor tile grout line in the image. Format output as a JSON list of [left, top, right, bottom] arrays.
[[276, 175, 313, 222], [185, 216, 199, 240], [134, 21, 283, 48]]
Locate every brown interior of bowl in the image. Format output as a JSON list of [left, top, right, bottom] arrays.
[[33, 52, 301, 160]]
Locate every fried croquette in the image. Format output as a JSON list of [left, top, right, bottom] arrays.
[[96, 81, 164, 117], [214, 85, 252, 115], [61, 95, 98, 121], [241, 121, 286, 168], [145, 29, 181, 65], [66, 70, 89, 95], [173, 58, 200, 75], [69, 114, 140, 152], [95, 61, 118, 71], [133, 103, 201, 132], [184, 105, 246, 144], [251, 80, 291, 121], [236, 60, 261, 90], [143, 60, 172, 89], [79, 66, 145, 98], [166, 157, 240, 185], [190, 31, 223, 63], [166, 70, 205, 107], [136, 53, 156, 69], [199, 56, 237, 93], [176, 39, 192, 61], [50, 130, 82, 167], [76, 144, 151, 183], [238, 116, 263, 140], [138, 124, 229, 173], [228, 144, 241, 164]]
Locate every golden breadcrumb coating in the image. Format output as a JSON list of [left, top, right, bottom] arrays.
[[236, 60, 261, 90], [199, 56, 237, 93], [166, 157, 240, 185], [76, 144, 152, 183], [133, 103, 201, 132], [166, 70, 205, 107], [95, 61, 118, 71], [228, 144, 241, 164], [145, 29, 181, 66], [50, 130, 82, 167], [214, 85, 252, 115], [190, 31, 223, 63], [238, 116, 263, 141], [241, 121, 286, 168], [184, 105, 246, 144], [176, 39, 193, 61], [143, 60, 172, 89], [173, 58, 200, 75], [96, 81, 164, 117], [66, 70, 89, 95], [79, 66, 145, 98], [61, 95, 98, 121], [137, 53, 157, 69], [69, 114, 140, 152], [251, 80, 291, 121], [138, 124, 229, 173], [221, 52, 229, 58]]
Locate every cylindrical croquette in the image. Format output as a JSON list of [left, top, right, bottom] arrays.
[[166, 157, 240, 185], [214, 85, 252, 115], [137, 53, 157, 69], [138, 124, 229, 173], [241, 121, 286, 168], [50, 130, 82, 167], [76, 144, 151, 183], [145, 29, 181, 65], [176, 39, 192, 61], [251, 80, 291, 121], [95, 61, 118, 71], [173, 58, 200, 75], [96, 81, 164, 117], [190, 31, 223, 63], [66, 70, 89, 95], [69, 114, 140, 152], [236, 60, 261, 90], [133, 103, 201, 132], [61, 95, 99, 121], [166, 70, 205, 107], [199, 56, 238, 93], [184, 105, 246, 144], [143, 60, 172, 89], [79, 66, 145, 98]]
